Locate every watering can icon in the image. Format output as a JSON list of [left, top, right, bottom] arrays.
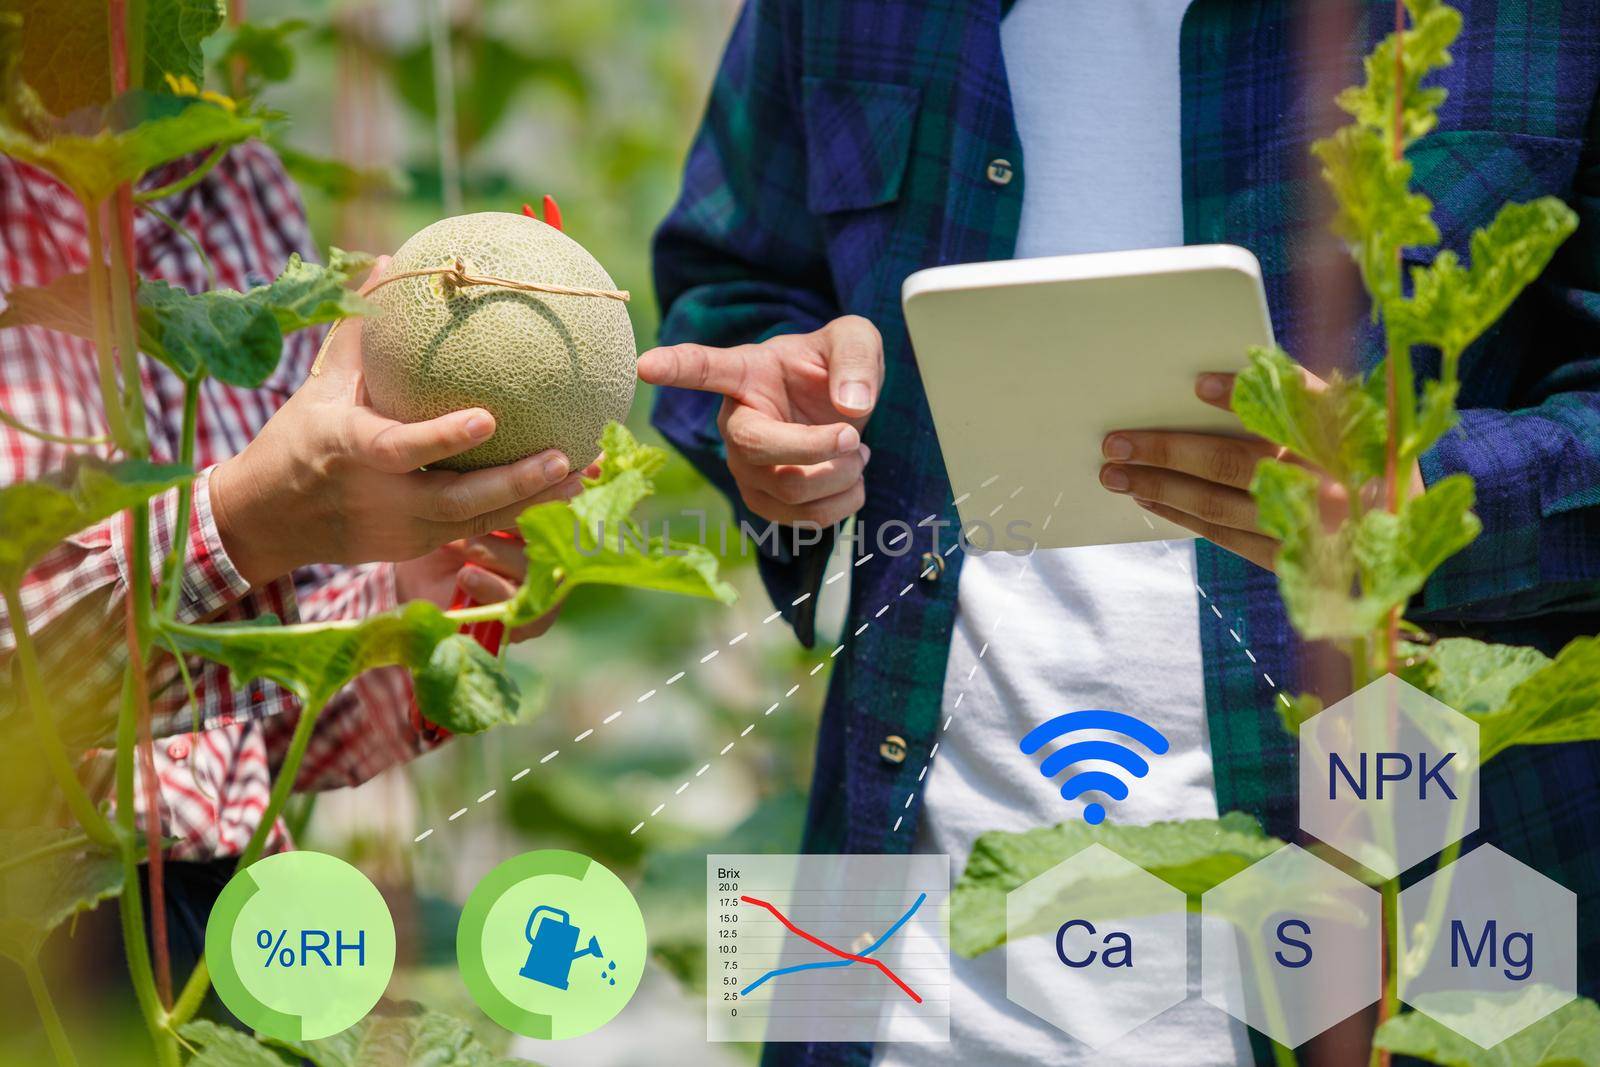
[[518, 905, 602, 990]]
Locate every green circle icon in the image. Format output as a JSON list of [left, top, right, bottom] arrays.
[[204, 851, 396, 1041], [456, 849, 646, 1039]]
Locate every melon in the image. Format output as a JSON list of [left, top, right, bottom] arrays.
[[361, 211, 637, 472]]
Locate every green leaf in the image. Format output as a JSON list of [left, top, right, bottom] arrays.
[[0, 87, 260, 203], [137, 279, 282, 385], [1334, 0, 1462, 149], [164, 600, 461, 705], [951, 812, 1282, 958], [1, 256, 370, 386], [1399, 636, 1551, 719], [1231, 345, 1387, 483], [1391, 199, 1579, 360], [508, 423, 737, 624], [0, 456, 191, 589], [327, 247, 376, 278], [1375, 995, 1600, 1067], [179, 1021, 293, 1067], [1407, 376, 1461, 458], [1312, 125, 1440, 309], [264, 1006, 527, 1067], [0, 829, 123, 962], [250, 253, 376, 335], [1277, 691, 1324, 737], [1355, 473, 1481, 613], [138, 254, 373, 386], [142, 0, 225, 90], [413, 634, 524, 735], [1469, 635, 1600, 762], [213, 19, 308, 89], [0, 3, 109, 118], [1253, 459, 1363, 639]]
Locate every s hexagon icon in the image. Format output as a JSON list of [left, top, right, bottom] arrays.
[[1299, 674, 1480, 880], [1202, 843, 1382, 1049], [1004, 843, 1187, 1049], [1398, 844, 1578, 1049]]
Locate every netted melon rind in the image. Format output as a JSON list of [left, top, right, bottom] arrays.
[[362, 211, 637, 472]]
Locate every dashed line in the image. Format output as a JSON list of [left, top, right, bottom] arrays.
[[696, 763, 711, 777], [785, 684, 800, 698], [830, 644, 846, 658], [764, 610, 782, 624], [792, 593, 811, 606], [980, 474, 999, 488], [952, 493, 970, 506], [512, 767, 531, 781], [477, 789, 496, 803], [651, 803, 666, 817], [667, 671, 686, 684], [826, 570, 846, 585], [700, 649, 720, 663], [720, 742, 735, 755], [603, 710, 623, 725], [876, 605, 889, 618], [729, 632, 748, 646], [573, 729, 593, 743], [741, 724, 755, 736], [765, 702, 779, 715], [638, 689, 658, 703], [541, 750, 559, 764], [855, 553, 875, 567], [630, 821, 645, 835], [809, 662, 825, 675], [448, 807, 468, 821], [675, 782, 690, 795], [413, 829, 433, 843], [855, 623, 869, 636]]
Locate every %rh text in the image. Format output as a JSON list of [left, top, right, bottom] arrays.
[[257, 928, 368, 968]]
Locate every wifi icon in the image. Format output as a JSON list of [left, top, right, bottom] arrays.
[[1019, 710, 1171, 825]]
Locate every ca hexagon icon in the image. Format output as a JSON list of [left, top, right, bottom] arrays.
[[1202, 844, 1383, 1049], [1004, 843, 1187, 1049], [1398, 844, 1578, 1049], [1299, 674, 1480, 879]]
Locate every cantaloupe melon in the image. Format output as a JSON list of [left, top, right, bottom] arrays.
[[362, 212, 637, 472]]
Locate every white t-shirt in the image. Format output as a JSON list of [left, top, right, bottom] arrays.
[[878, 2, 1251, 1063]]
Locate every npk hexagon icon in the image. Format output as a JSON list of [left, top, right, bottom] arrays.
[[1398, 844, 1578, 1049], [1299, 674, 1480, 880], [1004, 843, 1188, 1049], [1202, 844, 1382, 1049]]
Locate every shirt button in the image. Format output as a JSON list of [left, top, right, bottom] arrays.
[[167, 740, 190, 761], [879, 735, 908, 765], [986, 158, 1015, 185], [919, 551, 945, 583]]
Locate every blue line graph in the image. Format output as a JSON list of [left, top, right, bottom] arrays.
[[738, 892, 927, 997]]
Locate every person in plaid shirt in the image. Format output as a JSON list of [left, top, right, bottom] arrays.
[[0, 144, 582, 951], [647, 1, 1600, 1064]]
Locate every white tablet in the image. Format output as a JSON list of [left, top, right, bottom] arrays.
[[902, 244, 1274, 551]]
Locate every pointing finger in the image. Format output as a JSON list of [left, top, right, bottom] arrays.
[[636, 342, 759, 401]]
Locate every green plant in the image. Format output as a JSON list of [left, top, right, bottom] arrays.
[[951, 2, 1600, 1065], [0, 5, 733, 1065]]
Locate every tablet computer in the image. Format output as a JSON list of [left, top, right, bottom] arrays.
[[902, 244, 1274, 551]]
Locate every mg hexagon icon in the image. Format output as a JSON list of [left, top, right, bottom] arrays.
[[1298, 674, 1480, 880]]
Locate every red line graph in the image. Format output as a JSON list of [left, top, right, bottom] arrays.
[[738, 894, 923, 1003]]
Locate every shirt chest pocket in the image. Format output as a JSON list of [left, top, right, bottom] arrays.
[[1401, 129, 1583, 268], [801, 76, 921, 215]]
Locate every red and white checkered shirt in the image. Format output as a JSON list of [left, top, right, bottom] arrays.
[[0, 145, 441, 860]]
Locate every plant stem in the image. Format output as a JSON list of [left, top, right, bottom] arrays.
[[168, 692, 330, 1030], [134, 144, 228, 204], [113, 671, 176, 1066], [22, 955, 79, 1067], [83, 206, 133, 452], [1371, 877, 1401, 1067], [0, 586, 116, 846], [0, 406, 109, 447], [120, 508, 173, 1010], [160, 380, 201, 619], [108, 187, 150, 455]]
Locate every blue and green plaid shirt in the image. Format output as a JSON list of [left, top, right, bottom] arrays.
[[653, 3, 1600, 1062]]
